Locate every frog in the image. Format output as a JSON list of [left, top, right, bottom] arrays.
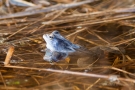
[[43, 30, 80, 53], [43, 30, 80, 62]]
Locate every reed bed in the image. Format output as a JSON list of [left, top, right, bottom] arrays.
[[0, 0, 135, 90]]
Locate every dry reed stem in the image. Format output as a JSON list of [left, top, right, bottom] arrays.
[[31, 76, 40, 85], [77, 36, 99, 46], [7, 16, 47, 39], [113, 38, 135, 46], [86, 78, 100, 90], [31, 9, 66, 34], [0, 72, 7, 89], [87, 30, 110, 44], [71, 66, 135, 77], [1, 65, 135, 83], [0, 0, 97, 19], [66, 28, 87, 38]]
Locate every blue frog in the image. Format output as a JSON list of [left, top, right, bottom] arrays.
[[43, 30, 80, 53], [43, 30, 80, 62]]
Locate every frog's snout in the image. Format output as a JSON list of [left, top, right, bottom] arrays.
[[43, 34, 49, 40]]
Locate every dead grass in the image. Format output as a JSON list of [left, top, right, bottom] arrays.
[[0, 0, 135, 90]]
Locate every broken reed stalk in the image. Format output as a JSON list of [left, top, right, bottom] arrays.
[[4, 46, 14, 66]]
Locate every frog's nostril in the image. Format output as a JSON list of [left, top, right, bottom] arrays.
[[49, 36, 53, 39]]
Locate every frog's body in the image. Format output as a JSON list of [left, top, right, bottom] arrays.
[[43, 30, 80, 53]]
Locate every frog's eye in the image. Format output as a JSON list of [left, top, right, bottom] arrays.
[[54, 31, 59, 34], [49, 36, 53, 39]]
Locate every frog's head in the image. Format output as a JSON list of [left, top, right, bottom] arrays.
[[43, 30, 60, 41], [43, 33, 52, 44], [43, 30, 60, 51]]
